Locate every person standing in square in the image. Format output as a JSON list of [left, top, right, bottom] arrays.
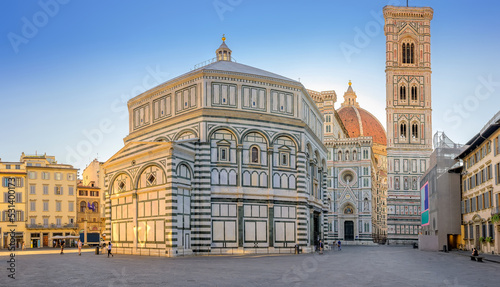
[[107, 242, 113, 257], [78, 239, 82, 256]]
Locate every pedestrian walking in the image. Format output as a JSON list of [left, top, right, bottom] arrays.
[[78, 239, 82, 256], [337, 240, 341, 251], [60, 240, 65, 254], [22, 241, 26, 250], [107, 241, 113, 257], [318, 239, 324, 255]]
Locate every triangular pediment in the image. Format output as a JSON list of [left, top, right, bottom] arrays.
[[217, 139, 231, 146], [338, 185, 357, 204], [398, 23, 418, 36], [278, 145, 291, 151]]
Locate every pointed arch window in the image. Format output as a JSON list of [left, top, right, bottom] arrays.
[[345, 150, 349, 161], [400, 86, 406, 101], [400, 123, 407, 139], [411, 86, 418, 101], [338, 151, 342, 161], [402, 42, 415, 64], [352, 150, 357, 161], [412, 123, 419, 139]]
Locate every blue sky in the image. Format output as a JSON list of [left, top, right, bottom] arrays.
[[1, 0, 499, 173]]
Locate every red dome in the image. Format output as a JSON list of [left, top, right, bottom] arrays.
[[337, 106, 387, 145]]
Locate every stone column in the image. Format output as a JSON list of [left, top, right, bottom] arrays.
[[132, 192, 138, 254]]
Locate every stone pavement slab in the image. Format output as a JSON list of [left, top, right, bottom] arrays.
[[1, 245, 499, 287]]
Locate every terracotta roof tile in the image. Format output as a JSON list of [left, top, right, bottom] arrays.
[[337, 106, 387, 145]]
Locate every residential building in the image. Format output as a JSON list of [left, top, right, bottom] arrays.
[[419, 132, 464, 251], [21, 153, 78, 247], [384, 5, 434, 244], [457, 112, 500, 254], [82, 159, 106, 233], [0, 160, 27, 249], [77, 180, 103, 237]]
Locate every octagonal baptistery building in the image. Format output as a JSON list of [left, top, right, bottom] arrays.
[[103, 38, 328, 257]]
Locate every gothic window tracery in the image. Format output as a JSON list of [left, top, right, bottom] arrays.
[[400, 122, 407, 139], [411, 123, 419, 139], [400, 86, 406, 101], [402, 42, 415, 64], [411, 86, 418, 101]]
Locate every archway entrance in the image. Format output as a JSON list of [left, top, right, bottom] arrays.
[[344, 221, 354, 241]]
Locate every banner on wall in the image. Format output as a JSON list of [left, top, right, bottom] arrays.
[[421, 181, 429, 226]]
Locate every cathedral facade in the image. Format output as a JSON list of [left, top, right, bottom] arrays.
[[312, 82, 387, 244], [102, 39, 328, 256], [384, 6, 434, 244]]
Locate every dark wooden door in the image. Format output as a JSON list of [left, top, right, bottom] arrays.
[[345, 221, 354, 241]]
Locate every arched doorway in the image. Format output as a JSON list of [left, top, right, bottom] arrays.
[[344, 221, 354, 241]]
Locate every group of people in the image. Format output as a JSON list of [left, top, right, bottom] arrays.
[[58, 239, 114, 257], [317, 240, 342, 254]]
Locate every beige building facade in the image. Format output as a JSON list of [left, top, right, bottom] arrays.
[[77, 181, 103, 237], [458, 112, 500, 254], [21, 153, 78, 247], [82, 159, 106, 222], [0, 161, 27, 249]]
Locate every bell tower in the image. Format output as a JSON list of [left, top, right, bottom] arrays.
[[384, 5, 433, 244]]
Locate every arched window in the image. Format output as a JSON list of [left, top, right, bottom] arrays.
[[411, 86, 418, 101], [400, 86, 406, 101], [395, 177, 400, 190], [400, 123, 407, 139], [345, 151, 349, 161], [93, 201, 99, 213], [402, 42, 415, 64], [80, 201, 86, 212], [402, 43, 406, 62], [352, 150, 357, 161], [338, 151, 342, 161], [412, 123, 419, 139], [251, 146, 259, 164]]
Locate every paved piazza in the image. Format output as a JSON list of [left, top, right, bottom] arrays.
[[1, 246, 499, 286]]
